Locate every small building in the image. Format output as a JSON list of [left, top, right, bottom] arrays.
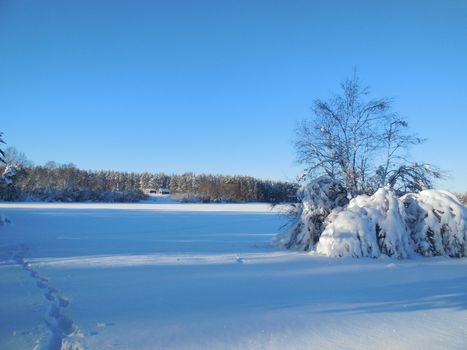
[[159, 188, 171, 195]]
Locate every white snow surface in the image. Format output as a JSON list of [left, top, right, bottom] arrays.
[[0, 201, 281, 212], [1, 202, 467, 349]]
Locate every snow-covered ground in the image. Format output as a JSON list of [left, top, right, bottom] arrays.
[[1, 203, 467, 350]]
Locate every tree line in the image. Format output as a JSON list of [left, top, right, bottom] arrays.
[[0, 163, 297, 203]]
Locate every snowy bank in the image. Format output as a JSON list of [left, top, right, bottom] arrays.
[[280, 181, 467, 258], [0, 201, 285, 213]]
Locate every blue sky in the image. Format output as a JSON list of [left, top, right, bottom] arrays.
[[1, 0, 466, 190]]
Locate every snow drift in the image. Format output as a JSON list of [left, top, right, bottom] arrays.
[[281, 184, 467, 258]]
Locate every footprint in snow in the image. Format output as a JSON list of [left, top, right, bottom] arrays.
[[37, 280, 48, 289], [58, 296, 70, 308], [235, 256, 244, 263], [44, 291, 55, 301]]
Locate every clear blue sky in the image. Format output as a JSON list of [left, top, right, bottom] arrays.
[[1, 0, 466, 190]]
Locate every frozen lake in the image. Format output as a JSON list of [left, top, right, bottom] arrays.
[[1, 203, 467, 350]]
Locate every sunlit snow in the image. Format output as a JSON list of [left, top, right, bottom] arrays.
[[1, 203, 466, 349]]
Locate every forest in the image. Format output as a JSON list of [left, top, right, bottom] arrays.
[[0, 163, 297, 203]]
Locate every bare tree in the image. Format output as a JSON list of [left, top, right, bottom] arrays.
[[3, 147, 34, 168], [295, 72, 440, 196]]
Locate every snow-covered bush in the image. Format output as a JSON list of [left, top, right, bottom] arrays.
[[403, 190, 467, 257], [317, 188, 411, 258], [279, 177, 348, 251], [280, 185, 467, 259]]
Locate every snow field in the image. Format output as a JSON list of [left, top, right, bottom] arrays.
[[1, 203, 467, 349]]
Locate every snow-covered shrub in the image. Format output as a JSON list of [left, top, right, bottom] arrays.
[[279, 177, 348, 251], [317, 188, 411, 258], [403, 190, 467, 257], [280, 183, 467, 259]]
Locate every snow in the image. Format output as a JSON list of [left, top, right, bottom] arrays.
[[0, 215, 10, 226], [1, 202, 467, 349], [317, 188, 412, 258], [140, 193, 177, 204], [403, 190, 467, 257], [279, 177, 348, 251], [0, 202, 280, 213], [282, 185, 467, 259], [0, 165, 17, 186]]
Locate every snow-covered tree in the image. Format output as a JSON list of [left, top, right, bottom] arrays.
[[0, 134, 19, 201], [3, 164, 295, 203], [282, 187, 467, 259], [281, 73, 455, 256], [0, 132, 5, 164], [278, 177, 348, 251], [295, 72, 440, 197]]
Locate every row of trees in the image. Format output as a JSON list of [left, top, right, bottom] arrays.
[[0, 162, 297, 203]]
